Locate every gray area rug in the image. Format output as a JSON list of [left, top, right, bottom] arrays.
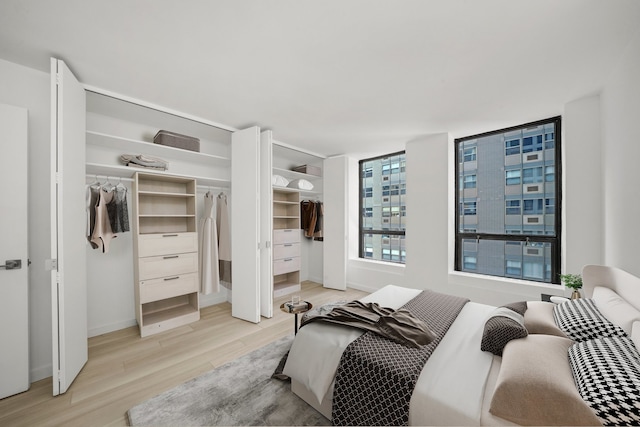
[[127, 335, 330, 426]]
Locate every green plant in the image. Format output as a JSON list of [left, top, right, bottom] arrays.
[[559, 273, 583, 290]]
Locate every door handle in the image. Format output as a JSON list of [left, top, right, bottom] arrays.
[[0, 259, 21, 270]]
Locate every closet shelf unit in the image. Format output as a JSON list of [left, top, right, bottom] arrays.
[[133, 172, 200, 336], [272, 187, 302, 297], [86, 130, 229, 167]]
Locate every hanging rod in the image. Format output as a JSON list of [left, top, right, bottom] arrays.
[[86, 174, 134, 183], [85, 174, 229, 191]]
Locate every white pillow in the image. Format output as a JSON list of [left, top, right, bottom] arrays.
[[287, 179, 313, 190], [592, 286, 640, 335], [633, 321, 640, 350], [272, 174, 289, 187]]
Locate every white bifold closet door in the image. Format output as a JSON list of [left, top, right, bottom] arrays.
[[323, 156, 348, 290], [50, 58, 88, 395], [231, 126, 261, 323], [259, 131, 273, 318], [0, 104, 29, 399]]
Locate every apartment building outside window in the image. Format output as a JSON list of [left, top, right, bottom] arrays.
[[455, 117, 561, 284], [360, 151, 406, 264]]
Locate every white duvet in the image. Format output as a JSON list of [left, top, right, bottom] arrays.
[[283, 285, 495, 425]]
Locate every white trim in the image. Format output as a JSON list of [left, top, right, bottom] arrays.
[[83, 84, 238, 132], [88, 319, 137, 338], [272, 139, 327, 159]]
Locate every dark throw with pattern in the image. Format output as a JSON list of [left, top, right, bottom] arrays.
[[331, 290, 469, 426]]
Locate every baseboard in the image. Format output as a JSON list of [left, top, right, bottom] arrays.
[[30, 363, 52, 383], [88, 319, 137, 338], [346, 281, 381, 294], [199, 291, 229, 308]]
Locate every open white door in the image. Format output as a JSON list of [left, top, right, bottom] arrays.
[[0, 104, 29, 399], [231, 126, 261, 323], [323, 156, 348, 290], [50, 58, 87, 395], [259, 131, 273, 318]]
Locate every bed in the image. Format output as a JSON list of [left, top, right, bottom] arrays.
[[282, 264, 640, 426]]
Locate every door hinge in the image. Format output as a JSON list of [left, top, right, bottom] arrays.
[[45, 258, 58, 271]]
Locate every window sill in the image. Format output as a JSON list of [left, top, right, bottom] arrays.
[[349, 258, 406, 270], [448, 270, 563, 293]]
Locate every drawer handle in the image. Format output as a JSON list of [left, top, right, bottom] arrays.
[[284, 244, 293, 247], [283, 229, 292, 232], [163, 255, 179, 259], [284, 258, 293, 262], [162, 234, 179, 237], [164, 276, 180, 281]]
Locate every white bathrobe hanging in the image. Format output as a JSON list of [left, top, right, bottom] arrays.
[[199, 191, 220, 294]]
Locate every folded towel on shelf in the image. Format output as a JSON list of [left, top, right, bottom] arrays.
[[120, 154, 169, 170]]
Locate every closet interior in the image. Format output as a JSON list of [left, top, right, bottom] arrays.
[[83, 89, 325, 337]]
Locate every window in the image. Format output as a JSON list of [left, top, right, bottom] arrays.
[[463, 147, 477, 162], [523, 198, 543, 215], [360, 151, 406, 264], [523, 167, 543, 184], [505, 139, 520, 156], [506, 200, 521, 215], [506, 170, 521, 185], [455, 117, 561, 284], [462, 201, 477, 215], [463, 256, 477, 270], [462, 174, 477, 189]]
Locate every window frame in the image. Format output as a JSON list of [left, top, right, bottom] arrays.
[[359, 150, 406, 263], [454, 116, 562, 284]]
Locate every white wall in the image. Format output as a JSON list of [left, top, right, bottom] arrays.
[[563, 94, 603, 272], [0, 58, 52, 381], [345, 98, 610, 306], [0, 58, 232, 383], [601, 29, 640, 278]]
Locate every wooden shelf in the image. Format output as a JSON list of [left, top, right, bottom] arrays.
[[87, 130, 230, 167], [133, 172, 200, 337], [138, 191, 195, 198], [273, 166, 321, 181], [142, 300, 199, 325], [86, 162, 230, 188]]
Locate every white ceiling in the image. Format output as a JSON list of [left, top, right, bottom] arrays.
[[0, 0, 639, 158]]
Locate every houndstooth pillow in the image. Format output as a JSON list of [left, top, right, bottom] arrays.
[[569, 337, 640, 426], [553, 298, 626, 342]]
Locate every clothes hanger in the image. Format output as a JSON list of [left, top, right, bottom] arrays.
[[102, 176, 113, 191], [89, 175, 101, 188], [115, 176, 127, 191]]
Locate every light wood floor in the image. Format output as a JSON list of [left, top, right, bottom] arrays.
[[0, 281, 367, 427]]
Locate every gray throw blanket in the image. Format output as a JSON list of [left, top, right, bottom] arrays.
[[301, 300, 436, 348], [331, 290, 469, 426]]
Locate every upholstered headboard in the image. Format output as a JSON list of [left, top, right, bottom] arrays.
[[582, 264, 640, 312]]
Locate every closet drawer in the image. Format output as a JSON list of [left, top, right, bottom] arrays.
[[139, 272, 198, 304], [273, 256, 300, 275], [138, 252, 198, 281], [138, 232, 198, 257], [273, 242, 300, 260], [273, 229, 300, 245]]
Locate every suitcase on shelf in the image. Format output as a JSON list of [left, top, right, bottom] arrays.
[[292, 164, 322, 177], [153, 130, 200, 152]]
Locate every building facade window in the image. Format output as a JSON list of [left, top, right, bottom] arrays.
[[360, 151, 406, 264], [455, 117, 561, 284]]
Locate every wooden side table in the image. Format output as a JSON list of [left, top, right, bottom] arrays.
[[280, 301, 312, 334]]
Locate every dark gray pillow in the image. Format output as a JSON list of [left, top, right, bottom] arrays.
[[481, 307, 528, 356], [503, 301, 527, 316]]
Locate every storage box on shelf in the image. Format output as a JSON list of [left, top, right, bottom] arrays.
[[132, 172, 200, 337], [272, 188, 301, 297]]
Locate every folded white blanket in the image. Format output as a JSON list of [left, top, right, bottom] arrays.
[[272, 174, 289, 187], [287, 178, 313, 190]]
